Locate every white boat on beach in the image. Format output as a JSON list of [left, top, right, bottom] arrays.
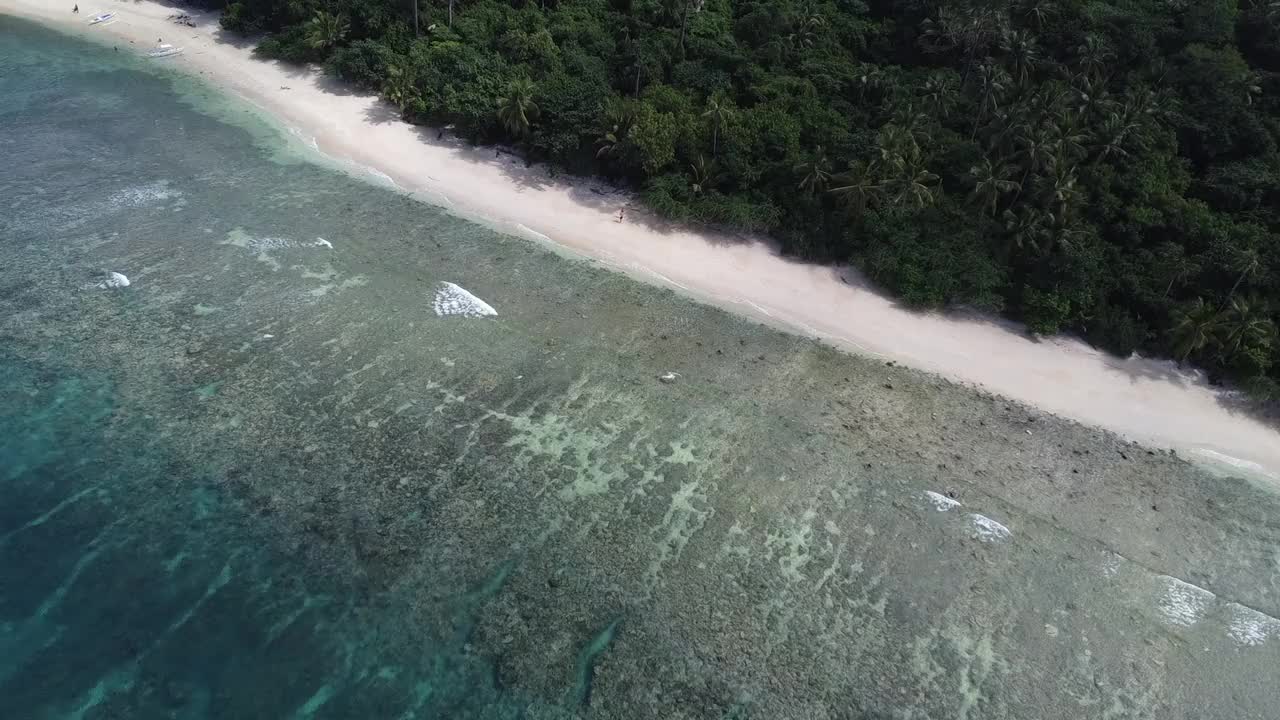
[[87, 12, 114, 25], [146, 43, 184, 59]]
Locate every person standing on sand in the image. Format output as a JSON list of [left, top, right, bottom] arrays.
[[617, 207, 625, 223]]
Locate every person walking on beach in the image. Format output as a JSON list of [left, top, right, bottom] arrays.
[[617, 207, 625, 223]]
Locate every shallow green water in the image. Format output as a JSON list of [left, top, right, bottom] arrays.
[[3, 16, 1280, 720]]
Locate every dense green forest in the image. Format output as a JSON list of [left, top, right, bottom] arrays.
[[210, 0, 1280, 397]]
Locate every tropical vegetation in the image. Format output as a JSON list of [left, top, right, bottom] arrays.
[[211, 0, 1280, 398]]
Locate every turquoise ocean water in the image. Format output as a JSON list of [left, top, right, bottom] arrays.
[[4, 15, 1280, 720]]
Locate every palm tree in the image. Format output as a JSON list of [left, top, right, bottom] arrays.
[[1042, 163, 1081, 219], [1093, 112, 1135, 164], [795, 147, 833, 195], [828, 160, 882, 215], [1001, 207, 1048, 254], [689, 156, 718, 195], [854, 63, 888, 101], [1170, 297, 1223, 361], [972, 61, 1012, 138], [969, 159, 1019, 216], [383, 65, 418, 113], [305, 10, 350, 50], [1020, 0, 1053, 30], [496, 77, 540, 138], [1001, 29, 1040, 87], [884, 147, 940, 209], [1227, 247, 1264, 298], [1219, 296, 1275, 359], [877, 123, 919, 163], [595, 100, 634, 160], [702, 93, 734, 157], [1155, 242, 1200, 298], [1075, 34, 1113, 82], [1015, 126, 1054, 194], [788, 9, 826, 51], [922, 72, 959, 117], [1046, 119, 1089, 165]]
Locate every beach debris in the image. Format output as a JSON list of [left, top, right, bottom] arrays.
[[969, 513, 1011, 542], [433, 282, 497, 318], [658, 371, 680, 384], [95, 271, 131, 289]]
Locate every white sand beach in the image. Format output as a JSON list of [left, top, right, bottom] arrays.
[[6, 0, 1279, 479]]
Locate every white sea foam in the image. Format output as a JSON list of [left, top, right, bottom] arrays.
[[367, 168, 398, 187], [515, 223, 553, 244], [923, 491, 960, 512], [1101, 551, 1123, 578], [108, 181, 180, 208], [968, 514, 1011, 542], [1157, 576, 1214, 628], [288, 126, 320, 151], [93, 271, 131, 289], [223, 229, 332, 253], [1225, 605, 1280, 647], [433, 282, 497, 318]]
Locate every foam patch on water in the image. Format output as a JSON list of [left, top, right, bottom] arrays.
[[93, 271, 130, 289], [366, 168, 398, 188], [108, 181, 181, 208], [433, 282, 497, 318], [968, 514, 1010, 542], [223, 229, 333, 253], [923, 491, 960, 512], [1157, 576, 1214, 628], [1227, 606, 1280, 647]]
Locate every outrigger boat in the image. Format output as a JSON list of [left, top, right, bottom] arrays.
[[146, 43, 184, 59], [87, 12, 114, 25]]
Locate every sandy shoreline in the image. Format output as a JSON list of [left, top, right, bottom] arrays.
[[5, 0, 1280, 479]]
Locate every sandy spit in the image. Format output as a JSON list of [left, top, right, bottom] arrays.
[[5, 0, 1278, 480]]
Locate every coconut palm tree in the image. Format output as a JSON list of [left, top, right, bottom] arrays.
[[1227, 246, 1264, 299], [1170, 297, 1223, 361], [884, 147, 939, 209], [1001, 207, 1048, 254], [1155, 242, 1200, 297], [1001, 29, 1040, 87], [1092, 112, 1136, 164], [1042, 163, 1081, 219], [689, 155, 719, 195], [702, 93, 734, 157], [1046, 119, 1089, 164], [971, 61, 1012, 138], [595, 100, 634, 160], [496, 77, 540, 138], [1219, 296, 1275, 359], [921, 72, 959, 117], [306, 10, 350, 50], [795, 147, 833, 195], [969, 159, 1019, 217], [1075, 34, 1113, 82], [828, 160, 882, 215]]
